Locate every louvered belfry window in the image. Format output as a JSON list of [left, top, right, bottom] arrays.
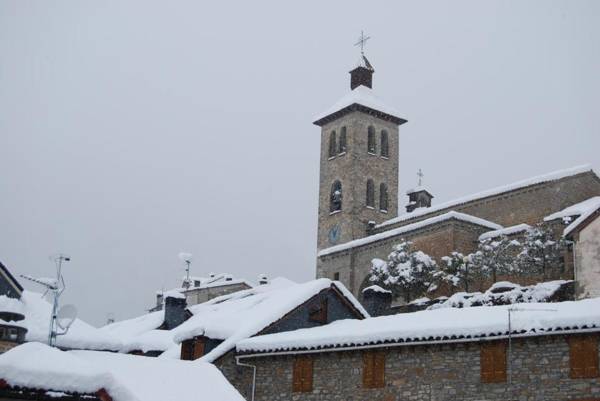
[[292, 355, 313, 393], [569, 334, 600, 379], [480, 341, 507, 383], [363, 351, 385, 388]]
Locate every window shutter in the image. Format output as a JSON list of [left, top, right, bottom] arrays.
[[293, 356, 313, 393], [192, 338, 206, 360], [309, 298, 328, 324], [373, 351, 385, 388], [180, 340, 193, 361], [363, 352, 374, 388], [570, 335, 599, 379], [481, 342, 506, 383]]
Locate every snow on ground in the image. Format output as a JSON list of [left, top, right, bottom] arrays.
[[313, 85, 403, 123], [478, 223, 531, 241], [319, 211, 502, 257], [168, 278, 368, 363], [377, 164, 593, 230], [237, 296, 600, 354], [0, 291, 122, 351], [544, 196, 600, 236], [0, 342, 245, 401]]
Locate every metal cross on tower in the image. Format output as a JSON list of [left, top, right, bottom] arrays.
[[354, 30, 371, 55], [417, 169, 424, 187]]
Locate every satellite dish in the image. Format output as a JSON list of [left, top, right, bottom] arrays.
[[57, 304, 77, 330]]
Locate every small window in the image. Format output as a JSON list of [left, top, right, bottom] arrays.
[[379, 183, 388, 212], [480, 341, 507, 383], [333, 272, 340, 281], [367, 126, 376, 154], [292, 356, 313, 393], [569, 335, 599, 379], [309, 298, 328, 324], [328, 131, 336, 158], [330, 180, 342, 212], [363, 351, 385, 388], [338, 127, 347, 154], [8, 328, 17, 341], [380, 130, 389, 158], [180, 337, 205, 360], [0, 327, 5, 340], [366, 179, 375, 208]]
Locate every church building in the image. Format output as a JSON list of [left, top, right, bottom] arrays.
[[314, 51, 600, 301]]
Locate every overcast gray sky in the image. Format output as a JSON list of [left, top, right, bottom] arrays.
[[1, 1, 599, 326]]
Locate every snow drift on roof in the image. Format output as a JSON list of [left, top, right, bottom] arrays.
[[318, 211, 502, 257], [237, 297, 600, 354], [170, 278, 368, 363], [544, 196, 600, 236], [478, 224, 531, 241], [313, 85, 402, 124], [0, 342, 245, 401], [0, 291, 122, 351], [378, 164, 594, 230]]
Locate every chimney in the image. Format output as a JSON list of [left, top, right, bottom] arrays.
[[163, 292, 187, 330], [361, 285, 392, 317], [258, 274, 268, 285], [349, 55, 374, 90]]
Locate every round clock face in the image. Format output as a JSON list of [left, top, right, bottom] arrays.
[[328, 224, 342, 245]]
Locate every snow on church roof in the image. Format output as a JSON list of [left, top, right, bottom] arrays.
[[478, 223, 532, 241], [0, 342, 245, 401], [237, 297, 600, 355], [318, 211, 502, 257], [313, 85, 404, 126], [0, 291, 122, 351], [170, 278, 368, 363], [378, 164, 595, 230], [544, 196, 600, 236]]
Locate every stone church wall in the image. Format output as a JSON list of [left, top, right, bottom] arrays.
[[246, 334, 600, 401], [574, 214, 600, 299]]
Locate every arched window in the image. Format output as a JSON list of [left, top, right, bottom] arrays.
[[381, 130, 389, 158], [366, 179, 375, 208], [367, 126, 376, 154], [330, 180, 342, 212], [328, 131, 337, 158], [379, 183, 388, 212], [338, 127, 347, 154]]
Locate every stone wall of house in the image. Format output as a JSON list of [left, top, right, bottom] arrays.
[[575, 214, 600, 299], [184, 282, 252, 306], [246, 334, 600, 401]]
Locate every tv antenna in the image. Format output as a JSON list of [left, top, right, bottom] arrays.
[[178, 252, 193, 288], [20, 253, 77, 346]]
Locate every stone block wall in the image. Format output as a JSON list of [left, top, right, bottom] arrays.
[[245, 334, 600, 401]]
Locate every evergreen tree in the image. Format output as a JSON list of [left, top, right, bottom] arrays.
[[437, 251, 478, 292], [469, 236, 521, 283], [518, 224, 569, 279], [369, 241, 437, 303]]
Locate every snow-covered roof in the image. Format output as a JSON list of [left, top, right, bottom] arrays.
[[100, 309, 172, 354], [406, 186, 432, 196], [318, 211, 502, 257], [0, 291, 122, 351], [362, 285, 391, 294], [157, 273, 253, 296], [0, 342, 244, 401], [478, 223, 531, 241], [237, 297, 600, 355], [313, 86, 404, 126], [544, 196, 600, 236], [379, 164, 595, 230], [170, 278, 368, 363]]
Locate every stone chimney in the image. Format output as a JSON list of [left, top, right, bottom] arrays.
[[163, 292, 187, 330], [406, 188, 434, 213], [349, 55, 374, 90], [361, 285, 392, 317]]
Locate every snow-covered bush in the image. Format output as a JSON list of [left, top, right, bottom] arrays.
[[468, 235, 521, 283], [369, 241, 437, 303], [436, 252, 478, 292], [517, 224, 570, 279]]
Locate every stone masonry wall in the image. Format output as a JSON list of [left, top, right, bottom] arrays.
[[247, 334, 600, 401]]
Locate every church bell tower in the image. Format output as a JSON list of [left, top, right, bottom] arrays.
[[314, 36, 407, 259]]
